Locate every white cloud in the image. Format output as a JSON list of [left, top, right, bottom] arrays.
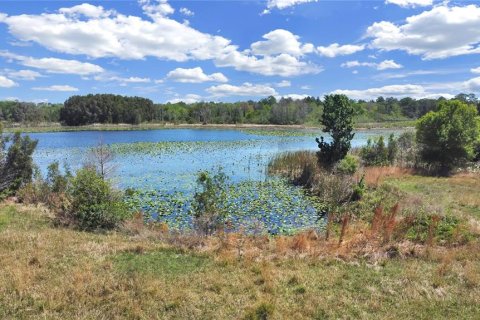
[[140, 0, 175, 18], [317, 43, 365, 58], [95, 75, 151, 84], [0, 51, 104, 75], [32, 85, 78, 92], [277, 93, 309, 100], [385, 0, 433, 8], [465, 77, 480, 92], [332, 84, 432, 99], [179, 8, 194, 16], [6, 69, 42, 80], [276, 80, 291, 87], [341, 59, 402, 70], [207, 82, 277, 97], [59, 3, 112, 18], [216, 52, 321, 77], [366, 5, 480, 60], [0, 75, 18, 88], [265, 0, 317, 11], [167, 94, 202, 104], [471, 67, 480, 74], [250, 29, 313, 57], [300, 85, 311, 90], [0, 4, 319, 77], [166, 67, 228, 83]]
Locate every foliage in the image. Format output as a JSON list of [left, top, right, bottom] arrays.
[[60, 94, 155, 125], [336, 155, 358, 175], [68, 167, 130, 230], [316, 94, 355, 168], [192, 170, 228, 235], [0, 126, 38, 197], [2, 94, 477, 128], [416, 100, 480, 174], [396, 131, 418, 167], [360, 134, 398, 166]]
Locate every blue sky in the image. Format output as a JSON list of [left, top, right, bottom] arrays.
[[0, 0, 479, 103]]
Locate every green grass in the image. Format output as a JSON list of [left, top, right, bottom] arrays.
[[114, 248, 211, 277]]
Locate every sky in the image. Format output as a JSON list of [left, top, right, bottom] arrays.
[[0, 0, 479, 104]]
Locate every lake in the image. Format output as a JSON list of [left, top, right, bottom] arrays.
[[29, 128, 402, 233]]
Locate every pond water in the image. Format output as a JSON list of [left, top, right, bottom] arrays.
[[29, 128, 402, 233]]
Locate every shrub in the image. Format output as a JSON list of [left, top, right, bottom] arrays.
[[416, 100, 480, 174], [0, 128, 38, 197], [192, 169, 228, 235], [360, 134, 398, 167], [336, 155, 358, 175], [68, 167, 130, 230]]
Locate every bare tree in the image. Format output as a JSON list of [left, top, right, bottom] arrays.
[[85, 139, 117, 180]]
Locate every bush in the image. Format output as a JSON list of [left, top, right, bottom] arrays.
[[192, 169, 228, 235], [336, 155, 358, 175], [416, 100, 480, 174], [0, 128, 38, 197], [68, 168, 130, 230], [360, 134, 398, 166]]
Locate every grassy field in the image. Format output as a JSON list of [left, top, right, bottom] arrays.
[[1, 173, 479, 319]]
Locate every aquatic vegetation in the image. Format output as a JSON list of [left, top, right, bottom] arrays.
[[125, 178, 326, 235]]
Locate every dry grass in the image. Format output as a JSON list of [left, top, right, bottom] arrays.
[[2, 170, 480, 319], [362, 166, 415, 187]]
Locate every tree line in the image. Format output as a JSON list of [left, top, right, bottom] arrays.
[[1, 93, 479, 126]]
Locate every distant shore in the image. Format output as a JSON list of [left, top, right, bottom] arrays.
[[2, 120, 415, 133]]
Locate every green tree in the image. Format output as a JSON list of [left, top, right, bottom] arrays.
[[69, 168, 129, 230], [192, 170, 228, 235], [0, 127, 38, 196], [416, 100, 480, 174], [316, 94, 355, 168]]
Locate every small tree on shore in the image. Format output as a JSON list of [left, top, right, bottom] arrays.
[[416, 100, 480, 174], [316, 94, 355, 169], [0, 125, 38, 196]]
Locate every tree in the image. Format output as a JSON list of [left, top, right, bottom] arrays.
[[316, 94, 355, 168], [68, 168, 129, 230], [0, 126, 38, 196], [416, 100, 480, 174], [86, 140, 116, 180], [192, 170, 228, 235]]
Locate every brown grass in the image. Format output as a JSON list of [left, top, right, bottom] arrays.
[[362, 166, 414, 187]]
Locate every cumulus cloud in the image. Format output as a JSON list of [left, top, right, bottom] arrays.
[[277, 93, 309, 100], [265, 0, 317, 11], [0, 51, 104, 75], [216, 52, 320, 77], [179, 8, 194, 16], [366, 4, 480, 60], [471, 67, 480, 74], [6, 69, 42, 80], [276, 80, 291, 87], [332, 84, 435, 99], [0, 3, 320, 77], [385, 0, 433, 8], [465, 77, 480, 92], [250, 29, 314, 56], [341, 59, 403, 70], [167, 94, 202, 104], [207, 82, 277, 97], [32, 85, 79, 92], [59, 3, 113, 18], [166, 67, 228, 83], [317, 43, 365, 58], [0, 75, 18, 87]]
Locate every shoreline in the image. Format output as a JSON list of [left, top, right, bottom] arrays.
[[2, 121, 416, 133]]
